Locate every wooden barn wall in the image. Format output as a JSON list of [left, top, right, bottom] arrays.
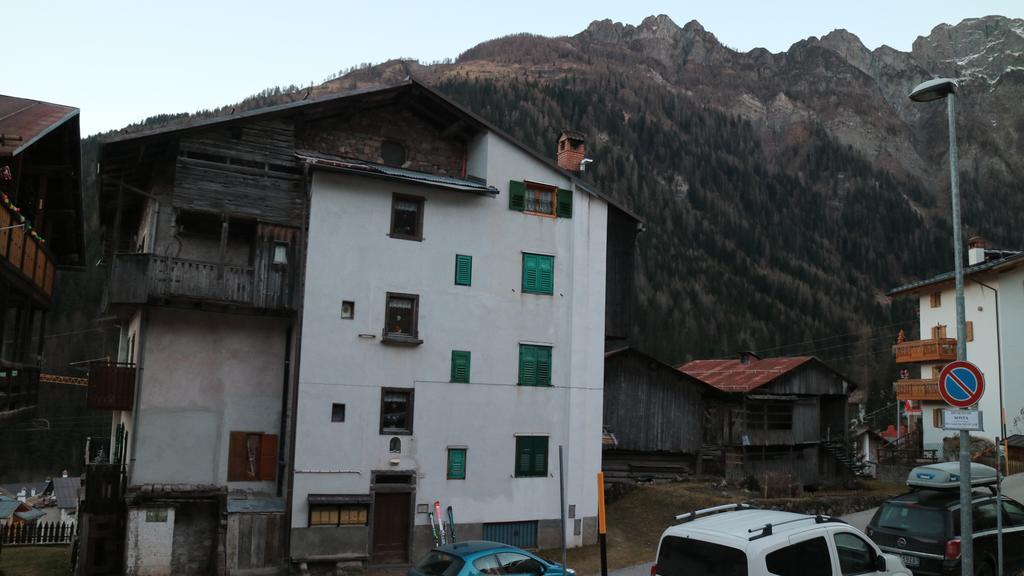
[[727, 446, 820, 486], [725, 397, 819, 446], [295, 105, 466, 177], [761, 362, 848, 396], [173, 120, 304, 227], [604, 351, 706, 454], [604, 208, 636, 340]]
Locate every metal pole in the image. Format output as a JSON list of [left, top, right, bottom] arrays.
[[996, 436, 1004, 576], [597, 472, 608, 576], [947, 92, 973, 576], [559, 445, 567, 573]]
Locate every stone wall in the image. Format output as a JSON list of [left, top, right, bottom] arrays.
[[297, 106, 466, 176]]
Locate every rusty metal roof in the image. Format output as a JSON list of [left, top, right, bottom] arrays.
[[679, 356, 815, 393], [0, 95, 79, 157]]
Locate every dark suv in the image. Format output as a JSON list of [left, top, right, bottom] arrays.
[[866, 489, 1024, 576]]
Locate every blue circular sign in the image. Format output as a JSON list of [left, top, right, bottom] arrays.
[[938, 361, 985, 408]]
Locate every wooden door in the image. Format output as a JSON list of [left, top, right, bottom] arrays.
[[372, 492, 411, 563]]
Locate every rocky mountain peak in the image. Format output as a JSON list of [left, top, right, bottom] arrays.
[[912, 15, 1024, 82], [814, 28, 872, 75]]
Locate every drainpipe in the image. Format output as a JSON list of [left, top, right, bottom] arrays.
[[277, 322, 292, 497], [127, 308, 148, 484], [974, 279, 1006, 471]]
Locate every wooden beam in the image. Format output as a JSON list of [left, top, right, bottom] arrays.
[[101, 175, 155, 199]]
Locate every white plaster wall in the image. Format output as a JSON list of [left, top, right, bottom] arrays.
[[130, 308, 286, 489], [293, 131, 606, 540], [125, 507, 174, 576], [997, 268, 1024, 436], [917, 279, 1003, 448]]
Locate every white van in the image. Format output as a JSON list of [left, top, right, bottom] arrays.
[[653, 504, 911, 576]]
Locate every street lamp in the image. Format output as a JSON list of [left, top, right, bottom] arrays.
[[909, 77, 973, 576]]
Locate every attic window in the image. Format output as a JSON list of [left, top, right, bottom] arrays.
[[382, 140, 406, 167]]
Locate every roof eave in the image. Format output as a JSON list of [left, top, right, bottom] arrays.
[[6, 108, 80, 157], [303, 158, 498, 196]]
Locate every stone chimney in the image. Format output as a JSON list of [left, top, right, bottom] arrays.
[[968, 236, 986, 265], [557, 130, 586, 172]]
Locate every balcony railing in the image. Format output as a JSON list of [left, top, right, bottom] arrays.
[[87, 361, 136, 411], [894, 338, 957, 364], [0, 367, 40, 415], [895, 378, 942, 401], [0, 201, 56, 301], [108, 253, 294, 311]]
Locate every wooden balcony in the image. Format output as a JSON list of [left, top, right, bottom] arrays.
[[895, 378, 942, 401], [0, 202, 56, 302], [0, 367, 41, 416], [87, 362, 136, 411], [108, 253, 295, 311], [894, 338, 957, 364]]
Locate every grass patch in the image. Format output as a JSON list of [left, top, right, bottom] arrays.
[[0, 545, 71, 576]]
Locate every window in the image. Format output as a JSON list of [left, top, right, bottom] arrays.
[[766, 537, 831, 576], [331, 403, 346, 422], [447, 448, 467, 480], [390, 437, 402, 453], [972, 500, 1000, 532], [522, 253, 554, 294], [966, 320, 974, 342], [1002, 500, 1024, 526], [380, 388, 413, 435], [384, 293, 420, 342], [508, 180, 572, 218], [228, 431, 277, 481], [177, 210, 221, 237], [930, 292, 941, 308], [416, 551, 465, 576], [745, 401, 793, 431], [272, 242, 288, 265], [932, 324, 948, 339], [390, 194, 424, 240], [473, 555, 502, 575], [515, 436, 548, 477], [454, 254, 473, 286], [655, 535, 748, 576], [497, 553, 545, 575], [876, 503, 945, 539], [933, 408, 942, 428], [451, 350, 471, 383], [518, 344, 552, 386], [309, 504, 368, 527], [340, 300, 355, 319], [381, 140, 407, 168], [833, 532, 876, 575]]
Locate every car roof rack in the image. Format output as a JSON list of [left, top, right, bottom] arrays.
[[675, 503, 754, 524], [748, 515, 847, 541]]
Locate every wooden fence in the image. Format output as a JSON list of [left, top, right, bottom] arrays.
[[0, 521, 76, 546]]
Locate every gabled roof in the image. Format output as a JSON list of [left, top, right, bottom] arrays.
[[679, 356, 818, 393], [888, 252, 1024, 297], [52, 476, 79, 510], [0, 496, 26, 519], [297, 150, 498, 195], [0, 95, 79, 157]]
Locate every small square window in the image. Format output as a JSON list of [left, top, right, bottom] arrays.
[[930, 292, 941, 308], [451, 350, 471, 383], [273, 242, 288, 265], [454, 254, 473, 286], [390, 194, 424, 240], [515, 436, 548, 477], [145, 509, 168, 523], [522, 253, 554, 294], [448, 448, 467, 480], [309, 504, 368, 527], [380, 388, 413, 435], [331, 403, 346, 422], [341, 300, 355, 319], [518, 344, 552, 386], [384, 293, 420, 342], [524, 182, 557, 216]]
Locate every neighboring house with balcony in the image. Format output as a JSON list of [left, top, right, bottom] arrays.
[[89, 81, 637, 574], [0, 96, 84, 422], [889, 237, 1024, 454]]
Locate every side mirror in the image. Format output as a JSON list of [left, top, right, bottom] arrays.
[[875, 555, 887, 572]]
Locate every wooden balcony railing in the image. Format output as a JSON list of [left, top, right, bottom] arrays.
[[894, 338, 957, 364], [87, 362, 136, 411], [108, 253, 294, 311], [895, 378, 942, 401], [0, 201, 56, 301]]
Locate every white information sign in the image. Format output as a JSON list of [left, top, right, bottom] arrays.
[[941, 409, 983, 431]]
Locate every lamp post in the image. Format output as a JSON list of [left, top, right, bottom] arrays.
[[909, 77, 971, 576]]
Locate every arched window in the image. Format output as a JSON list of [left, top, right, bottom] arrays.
[[389, 437, 401, 453]]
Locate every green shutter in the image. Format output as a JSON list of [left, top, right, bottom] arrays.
[[515, 436, 548, 477], [522, 254, 553, 294], [451, 350, 471, 383], [454, 254, 472, 286], [448, 448, 467, 480], [515, 437, 532, 476], [536, 346, 552, 386], [518, 345, 537, 386], [532, 437, 549, 475], [509, 180, 526, 211], [556, 188, 573, 218]]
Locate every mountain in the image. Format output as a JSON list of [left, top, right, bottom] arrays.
[[90, 15, 1024, 418]]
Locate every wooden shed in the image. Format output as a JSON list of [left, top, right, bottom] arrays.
[[680, 353, 855, 488], [603, 346, 725, 480]]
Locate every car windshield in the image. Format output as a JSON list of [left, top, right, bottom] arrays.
[[415, 551, 465, 576], [875, 503, 946, 539], [656, 536, 747, 576]]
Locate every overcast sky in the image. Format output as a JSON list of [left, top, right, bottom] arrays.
[[6, 0, 1021, 136]]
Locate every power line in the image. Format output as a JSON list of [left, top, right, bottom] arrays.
[[752, 318, 915, 356]]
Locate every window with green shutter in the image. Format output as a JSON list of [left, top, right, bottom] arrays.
[[454, 254, 472, 286], [518, 344, 552, 386], [509, 180, 572, 219], [447, 448, 467, 480], [451, 350, 471, 383], [515, 436, 548, 477], [522, 253, 553, 294]]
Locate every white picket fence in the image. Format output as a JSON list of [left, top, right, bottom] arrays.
[[0, 520, 77, 546]]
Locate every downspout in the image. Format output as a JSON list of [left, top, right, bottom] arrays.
[[283, 161, 312, 564], [974, 279, 1006, 470], [128, 308, 147, 484], [277, 321, 292, 497]]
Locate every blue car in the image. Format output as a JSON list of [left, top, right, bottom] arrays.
[[409, 540, 574, 576]]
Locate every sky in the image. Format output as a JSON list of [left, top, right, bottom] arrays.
[[5, 0, 1022, 136]]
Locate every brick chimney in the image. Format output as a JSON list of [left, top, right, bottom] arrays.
[[557, 130, 586, 172], [968, 236, 986, 265]]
